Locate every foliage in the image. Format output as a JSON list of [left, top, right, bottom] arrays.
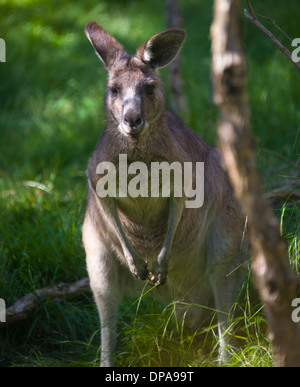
[[0, 0, 299, 366]]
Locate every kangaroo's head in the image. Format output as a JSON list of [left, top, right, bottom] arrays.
[[85, 22, 185, 139]]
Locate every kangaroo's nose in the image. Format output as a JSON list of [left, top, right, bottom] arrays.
[[124, 113, 143, 130]]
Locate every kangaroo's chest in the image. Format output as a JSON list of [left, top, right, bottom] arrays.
[[112, 153, 173, 222], [116, 193, 170, 258], [117, 194, 169, 230], [99, 153, 176, 254]]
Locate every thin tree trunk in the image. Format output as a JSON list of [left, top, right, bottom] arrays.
[[166, 0, 187, 114], [211, 0, 300, 366]]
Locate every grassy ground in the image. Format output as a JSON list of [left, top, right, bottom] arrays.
[[0, 0, 299, 367]]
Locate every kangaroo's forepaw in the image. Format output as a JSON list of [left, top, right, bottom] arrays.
[[148, 263, 167, 286], [129, 259, 148, 281]]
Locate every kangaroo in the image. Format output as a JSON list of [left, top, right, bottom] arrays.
[[82, 22, 248, 367]]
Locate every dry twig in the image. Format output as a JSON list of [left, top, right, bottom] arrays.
[[257, 11, 293, 43], [244, 8, 300, 71], [246, 0, 256, 19]]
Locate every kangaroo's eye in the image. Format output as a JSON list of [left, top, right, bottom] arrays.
[[144, 84, 155, 96], [110, 86, 119, 95]]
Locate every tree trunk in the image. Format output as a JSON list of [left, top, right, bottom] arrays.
[[211, 0, 300, 366], [166, 0, 187, 114]]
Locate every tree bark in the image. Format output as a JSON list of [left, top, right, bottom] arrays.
[[166, 0, 187, 114], [211, 0, 300, 366]]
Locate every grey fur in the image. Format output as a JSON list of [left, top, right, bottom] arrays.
[[82, 22, 248, 366]]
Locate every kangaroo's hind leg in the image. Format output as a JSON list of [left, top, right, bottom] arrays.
[[209, 263, 245, 364], [208, 224, 248, 364], [83, 212, 121, 367]]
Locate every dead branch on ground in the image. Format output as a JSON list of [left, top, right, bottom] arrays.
[[5, 277, 90, 324]]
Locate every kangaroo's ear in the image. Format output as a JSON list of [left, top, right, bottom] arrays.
[[136, 28, 186, 69], [85, 22, 125, 70]]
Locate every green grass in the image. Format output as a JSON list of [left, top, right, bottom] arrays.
[[0, 0, 299, 367]]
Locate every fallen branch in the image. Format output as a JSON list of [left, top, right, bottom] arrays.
[[267, 189, 300, 207], [267, 168, 300, 205], [244, 8, 300, 71], [261, 148, 300, 170], [5, 277, 90, 324]]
